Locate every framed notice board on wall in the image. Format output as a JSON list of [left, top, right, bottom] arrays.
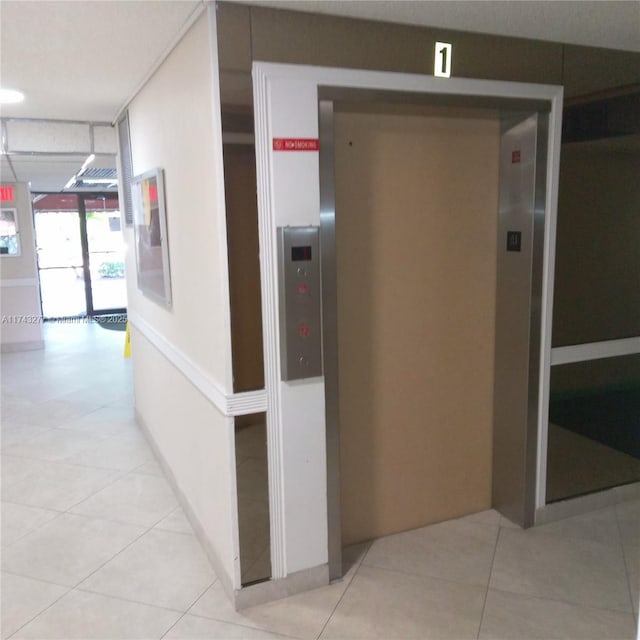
[[131, 168, 172, 307]]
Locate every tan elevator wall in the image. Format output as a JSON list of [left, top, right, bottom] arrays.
[[223, 144, 265, 395], [334, 105, 500, 545]]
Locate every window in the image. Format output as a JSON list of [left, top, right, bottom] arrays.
[[0, 208, 20, 256]]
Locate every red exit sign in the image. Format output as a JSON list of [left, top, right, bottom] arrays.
[[0, 186, 15, 202]]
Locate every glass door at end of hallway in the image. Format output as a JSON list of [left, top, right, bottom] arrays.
[[33, 193, 127, 319]]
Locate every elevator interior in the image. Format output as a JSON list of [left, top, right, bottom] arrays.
[[315, 90, 551, 579]]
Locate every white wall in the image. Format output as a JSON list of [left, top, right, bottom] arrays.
[[0, 182, 44, 351], [122, 9, 239, 591], [127, 11, 232, 387]]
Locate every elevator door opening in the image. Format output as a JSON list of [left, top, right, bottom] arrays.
[[332, 103, 501, 545]]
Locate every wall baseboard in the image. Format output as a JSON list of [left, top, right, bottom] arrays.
[[234, 564, 329, 610], [1, 340, 44, 353], [135, 409, 235, 602]]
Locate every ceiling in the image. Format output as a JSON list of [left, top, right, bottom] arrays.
[[0, 153, 118, 193], [0, 1, 203, 121], [0, 0, 202, 191], [1, 0, 638, 191]]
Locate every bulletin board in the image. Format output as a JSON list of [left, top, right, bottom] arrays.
[[131, 168, 172, 306]]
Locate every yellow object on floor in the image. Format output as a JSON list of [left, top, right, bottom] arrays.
[[124, 321, 131, 357]]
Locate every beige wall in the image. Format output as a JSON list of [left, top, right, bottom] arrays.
[[223, 145, 264, 393], [123, 11, 237, 588], [248, 6, 561, 84], [217, 2, 640, 109], [334, 105, 500, 544], [0, 182, 43, 350]]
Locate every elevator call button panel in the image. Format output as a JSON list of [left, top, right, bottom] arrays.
[[277, 226, 322, 381]]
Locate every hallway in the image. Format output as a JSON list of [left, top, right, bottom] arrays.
[[1, 323, 638, 639]]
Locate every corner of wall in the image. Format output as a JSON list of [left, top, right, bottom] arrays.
[[0, 182, 44, 350], [120, 8, 240, 592]]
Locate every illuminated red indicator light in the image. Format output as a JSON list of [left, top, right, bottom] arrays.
[[0, 186, 15, 202], [298, 323, 311, 338], [297, 283, 309, 295]]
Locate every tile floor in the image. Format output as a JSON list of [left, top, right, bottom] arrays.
[[1, 322, 639, 639]]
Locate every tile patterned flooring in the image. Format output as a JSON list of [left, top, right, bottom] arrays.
[[1, 323, 638, 639]]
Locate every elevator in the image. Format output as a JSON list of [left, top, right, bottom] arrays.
[[317, 93, 550, 578], [252, 63, 562, 593]]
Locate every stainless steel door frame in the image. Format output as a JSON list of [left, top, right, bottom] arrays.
[[319, 95, 551, 579], [319, 100, 342, 581], [493, 112, 549, 527]]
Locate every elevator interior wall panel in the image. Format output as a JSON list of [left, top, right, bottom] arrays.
[[334, 103, 500, 545]]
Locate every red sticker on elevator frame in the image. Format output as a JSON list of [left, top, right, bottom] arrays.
[[273, 138, 319, 152]]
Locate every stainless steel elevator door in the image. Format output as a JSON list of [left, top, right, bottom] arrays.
[[333, 103, 501, 545]]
